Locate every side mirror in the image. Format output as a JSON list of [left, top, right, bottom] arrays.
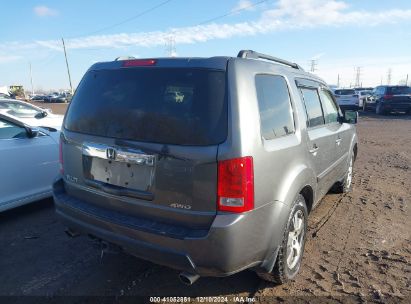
[[341, 110, 358, 124], [39, 107, 52, 113], [27, 127, 40, 138], [35, 110, 48, 118]]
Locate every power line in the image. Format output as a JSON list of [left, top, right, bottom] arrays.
[[71, 0, 173, 38], [197, 0, 270, 25], [66, 0, 271, 53], [34, 52, 62, 67]]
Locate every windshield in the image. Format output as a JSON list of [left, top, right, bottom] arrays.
[[359, 91, 371, 95], [334, 89, 356, 95], [65, 68, 227, 146], [0, 93, 10, 99], [0, 101, 43, 118]]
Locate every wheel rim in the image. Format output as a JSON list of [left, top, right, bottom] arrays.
[[286, 210, 305, 269], [346, 156, 353, 188]]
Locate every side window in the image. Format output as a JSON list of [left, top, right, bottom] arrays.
[[255, 75, 295, 140], [300, 88, 325, 128], [377, 87, 385, 94], [0, 119, 28, 139], [319, 89, 339, 124]]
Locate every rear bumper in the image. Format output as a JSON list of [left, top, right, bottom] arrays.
[[53, 179, 287, 277], [379, 102, 411, 112]]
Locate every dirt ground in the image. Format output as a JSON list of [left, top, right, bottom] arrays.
[[0, 106, 410, 303]]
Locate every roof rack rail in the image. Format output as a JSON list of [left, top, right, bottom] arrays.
[[237, 50, 303, 70]]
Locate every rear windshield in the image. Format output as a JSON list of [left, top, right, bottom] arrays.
[[334, 89, 356, 95], [387, 87, 411, 95], [65, 68, 227, 145]]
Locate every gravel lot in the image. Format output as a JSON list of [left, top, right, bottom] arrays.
[[29, 101, 68, 115], [1, 104, 410, 303]]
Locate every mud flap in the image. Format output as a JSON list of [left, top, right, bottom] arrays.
[[254, 247, 280, 273]]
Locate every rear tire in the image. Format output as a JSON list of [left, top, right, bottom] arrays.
[[376, 103, 386, 115], [257, 194, 308, 284]]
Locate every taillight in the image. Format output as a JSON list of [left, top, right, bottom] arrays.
[[122, 59, 156, 67], [59, 138, 64, 174], [217, 156, 254, 213], [383, 94, 393, 100]]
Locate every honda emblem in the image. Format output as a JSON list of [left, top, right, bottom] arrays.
[[106, 147, 117, 160]]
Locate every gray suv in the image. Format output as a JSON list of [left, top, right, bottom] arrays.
[[53, 50, 358, 285]]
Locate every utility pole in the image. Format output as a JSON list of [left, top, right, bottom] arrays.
[[62, 38, 74, 95], [29, 62, 34, 95], [354, 67, 361, 87], [310, 59, 317, 73], [406, 74, 409, 86], [387, 68, 392, 85], [337, 74, 340, 87]]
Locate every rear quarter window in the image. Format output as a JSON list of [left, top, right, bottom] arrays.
[[255, 75, 295, 140], [387, 87, 411, 95]]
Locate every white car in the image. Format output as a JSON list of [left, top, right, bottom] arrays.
[[357, 90, 372, 109], [0, 99, 63, 130], [333, 89, 360, 111], [0, 114, 60, 212]]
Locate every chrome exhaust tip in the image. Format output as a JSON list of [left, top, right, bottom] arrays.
[[179, 272, 200, 286], [65, 228, 80, 238]]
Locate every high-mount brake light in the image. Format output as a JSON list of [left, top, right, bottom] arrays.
[[217, 156, 254, 213], [122, 59, 157, 67]]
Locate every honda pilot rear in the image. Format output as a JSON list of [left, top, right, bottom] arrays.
[[54, 51, 358, 284], [54, 57, 265, 279]]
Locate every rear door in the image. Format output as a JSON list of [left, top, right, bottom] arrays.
[[298, 82, 339, 199], [62, 65, 228, 229], [0, 118, 58, 209]]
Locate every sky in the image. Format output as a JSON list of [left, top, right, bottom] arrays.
[[0, 0, 410, 91]]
